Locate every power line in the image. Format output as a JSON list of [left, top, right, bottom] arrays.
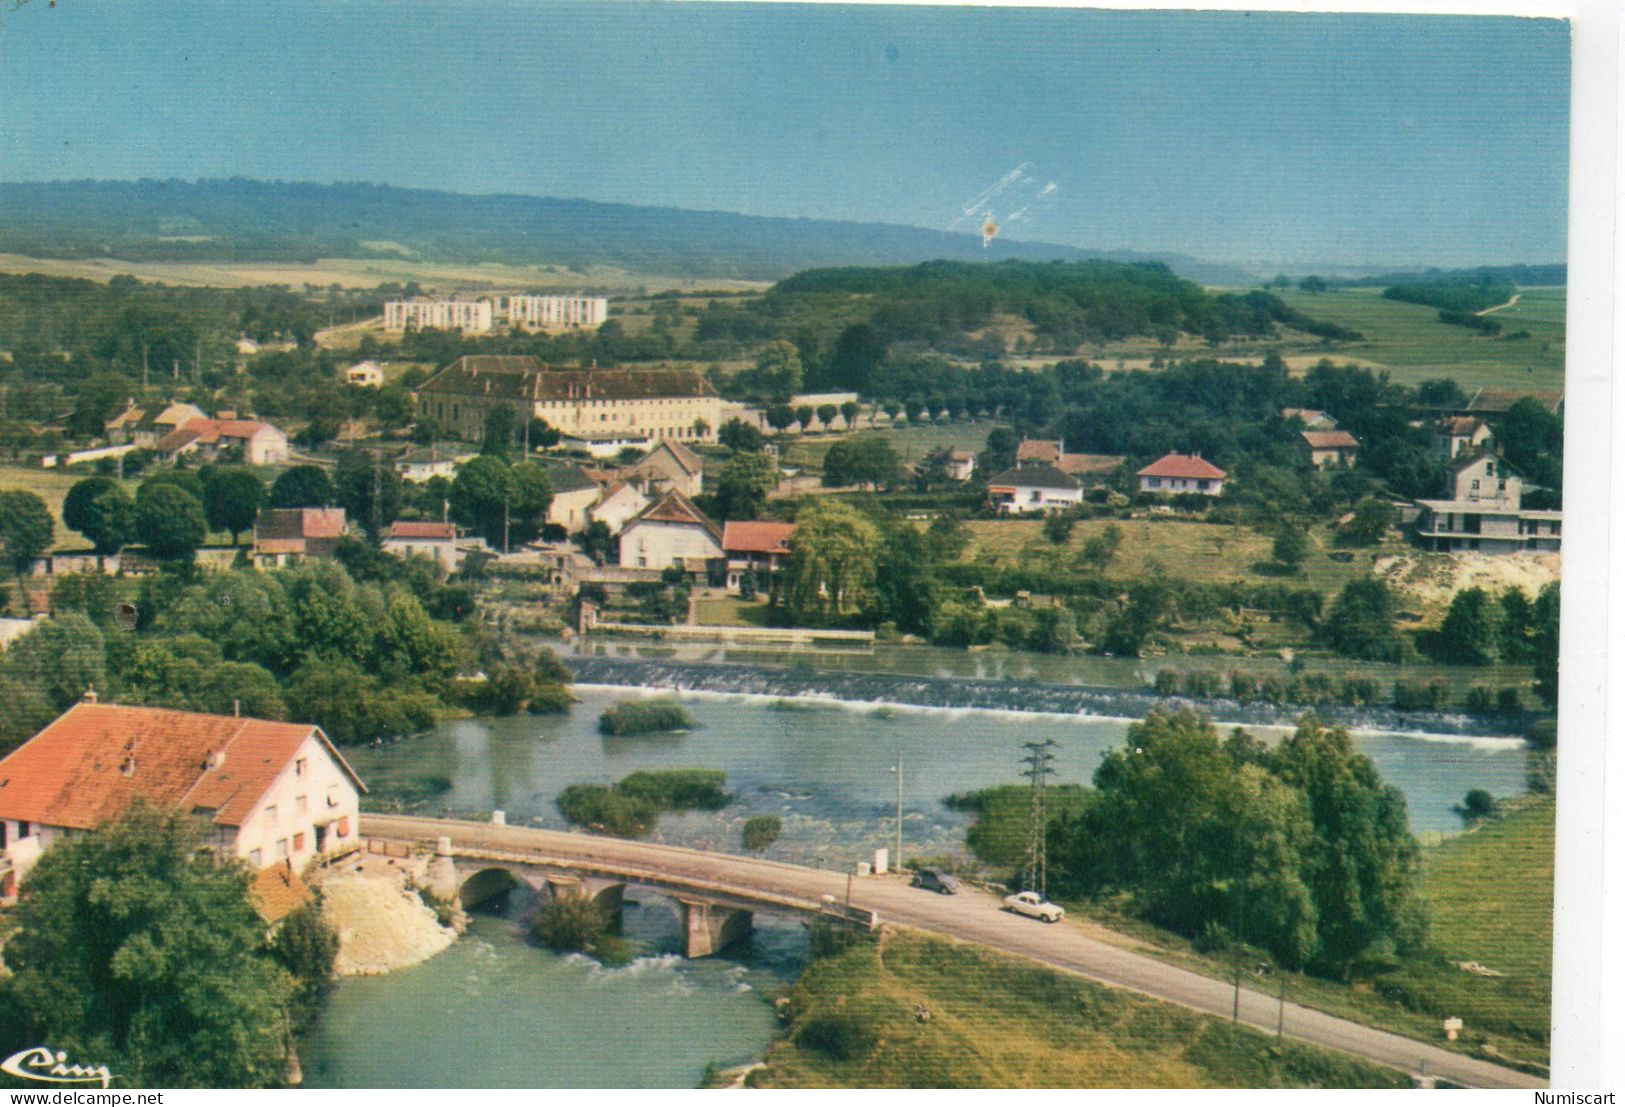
[[1019, 739, 1058, 898]]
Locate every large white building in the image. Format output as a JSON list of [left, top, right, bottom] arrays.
[[506, 294, 608, 331], [1415, 452, 1561, 554], [384, 298, 495, 334], [0, 698, 365, 906], [416, 356, 722, 445]]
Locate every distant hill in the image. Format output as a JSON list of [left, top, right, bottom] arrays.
[[1342, 263, 1566, 288], [0, 178, 1263, 285]]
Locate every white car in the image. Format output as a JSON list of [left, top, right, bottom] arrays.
[[1002, 890, 1065, 923]]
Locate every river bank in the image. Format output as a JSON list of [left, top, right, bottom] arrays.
[[319, 856, 461, 977]]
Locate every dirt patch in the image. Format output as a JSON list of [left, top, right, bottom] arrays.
[[322, 868, 460, 976], [1373, 551, 1560, 616]]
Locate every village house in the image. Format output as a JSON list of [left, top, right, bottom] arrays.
[[415, 356, 722, 447], [382, 520, 464, 570], [157, 417, 290, 466], [629, 440, 705, 498], [589, 481, 650, 536], [252, 507, 348, 569], [722, 520, 797, 590], [1137, 453, 1227, 496], [945, 450, 977, 482], [1299, 429, 1360, 469], [1435, 416, 1494, 459], [1414, 451, 1561, 554], [345, 361, 385, 388], [105, 400, 209, 448], [986, 463, 1085, 515], [1013, 438, 1123, 479], [618, 492, 724, 571], [545, 467, 603, 534], [0, 696, 365, 911], [395, 446, 459, 484]]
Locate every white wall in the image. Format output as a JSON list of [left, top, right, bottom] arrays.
[[234, 733, 360, 870], [620, 522, 722, 568]]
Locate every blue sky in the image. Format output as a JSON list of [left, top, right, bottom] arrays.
[[0, 1, 1570, 268]]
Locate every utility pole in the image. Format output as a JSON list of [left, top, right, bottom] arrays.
[[1019, 739, 1058, 897], [887, 750, 904, 873]]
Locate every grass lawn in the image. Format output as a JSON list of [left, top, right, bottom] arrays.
[[782, 421, 994, 473], [692, 597, 774, 627], [752, 931, 1411, 1088], [0, 464, 139, 551]]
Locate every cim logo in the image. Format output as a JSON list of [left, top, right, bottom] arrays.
[[1, 1046, 114, 1088]]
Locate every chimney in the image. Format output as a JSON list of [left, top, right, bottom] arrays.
[[82, 685, 98, 704], [206, 750, 226, 771]]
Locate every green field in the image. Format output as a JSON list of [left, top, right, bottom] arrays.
[[751, 931, 1411, 1088], [782, 421, 992, 473], [1266, 286, 1566, 393]]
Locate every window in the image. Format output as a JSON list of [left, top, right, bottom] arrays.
[[296, 795, 308, 814], [276, 839, 289, 859], [249, 849, 262, 868], [295, 757, 307, 778], [265, 805, 277, 826], [293, 832, 305, 852]]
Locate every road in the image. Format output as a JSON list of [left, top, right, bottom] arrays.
[[363, 814, 1543, 1090]]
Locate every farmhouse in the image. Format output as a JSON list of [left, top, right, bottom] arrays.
[[415, 356, 721, 446], [105, 400, 209, 448], [395, 446, 459, 483], [1435, 416, 1493, 460], [253, 507, 348, 568], [157, 417, 290, 465], [589, 481, 650, 536], [630, 440, 705, 497], [618, 492, 723, 571], [1299, 429, 1360, 469], [946, 450, 977, 482], [1137, 453, 1227, 496], [1414, 452, 1561, 554], [0, 696, 365, 909], [545, 466, 603, 534], [722, 520, 796, 590], [1013, 439, 1122, 478], [986, 464, 1084, 515]]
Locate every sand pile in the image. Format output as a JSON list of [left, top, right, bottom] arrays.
[[322, 871, 459, 976], [1375, 551, 1560, 614]]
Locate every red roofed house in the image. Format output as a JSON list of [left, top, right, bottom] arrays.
[[986, 464, 1084, 515], [722, 520, 796, 590], [618, 492, 723, 571], [1299, 429, 1360, 469], [0, 696, 365, 910], [156, 417, 290, 465], [1015, 439, 1123, 479], [1137, 453, 1227, 497], [253, 507, 349, 569], [382, 520, 464, 570]]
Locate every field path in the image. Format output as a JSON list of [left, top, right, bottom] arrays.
[[1475, 292, 1521, 316]]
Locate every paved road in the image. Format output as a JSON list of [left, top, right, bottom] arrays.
[[364, 814, 1543, 1090]]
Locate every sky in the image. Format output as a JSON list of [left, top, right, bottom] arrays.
[[0, 1, 1570, 269]]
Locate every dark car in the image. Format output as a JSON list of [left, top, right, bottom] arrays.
[[910, 868, 962, 895]]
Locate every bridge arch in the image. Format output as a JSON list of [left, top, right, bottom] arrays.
[[459, 866, 522, 909]]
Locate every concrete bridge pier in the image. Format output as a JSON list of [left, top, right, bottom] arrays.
[[677, 897, 753, 958]]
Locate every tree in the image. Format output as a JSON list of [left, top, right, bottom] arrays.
[[136, 484, 208, 561], [269, 896, 339, 1032], [874, 524, 936, 635], [1453, 789, 1500, 827], [824, 323, 887, 390], [1435, 587, 1500, 665], [0, 489, 55, 583], [1, 804, 294, 1087], [766, 404, 795, 434], [481, 404, 517, 458], [449, 456, 552, 549], [1532, 582, 1559, 709], [742, 340, 803, 400], [781, 501, 881, 623], [718, 418, 765, 453], [1497, 586, 1536, 663], [1043, 513, 1075, 545], [202, 467, 265, 545], [0, 611, 105, 711], [1272, 524, 1309, 570], [815, 403, 838, 431], [1339, 497, 1394, 546], [63, 476, 134, 557], [794, 405, 815, 433], [822, 437, 902, 490], [980, 426, 1020, 476], [714, 450, 779, 521], [269, 465, 333, 509], [1320, 577, 1402, 662], [332, 450, 404, 539], [840, 401, 860, 429], [1298, 275, 1329, 294]]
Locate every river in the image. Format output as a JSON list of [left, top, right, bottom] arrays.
[[301, 651, 1531, 1087]]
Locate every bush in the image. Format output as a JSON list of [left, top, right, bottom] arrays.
[[1184, 670, 1223, 698], [1153, 669, 1182, 695], [616, 769, 729, 810], [1392, 678, 1448, 711], [535, 895, 625, 963], [1453, 788, 1500, 826], [741, 814, 783, 851], [556, 784, 659, 836], [1497, 686, 1523, 713], [598, 698, 695, 736], [1339, 675, 1380, 706], [1229, 671, 1258, 703], [1527, 718, 1557, 750], [1463, 686, 1496, 714], [796, 1010, 882, 1061]]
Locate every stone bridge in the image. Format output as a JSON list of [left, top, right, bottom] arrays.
[[371, 818, 877, 960]]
